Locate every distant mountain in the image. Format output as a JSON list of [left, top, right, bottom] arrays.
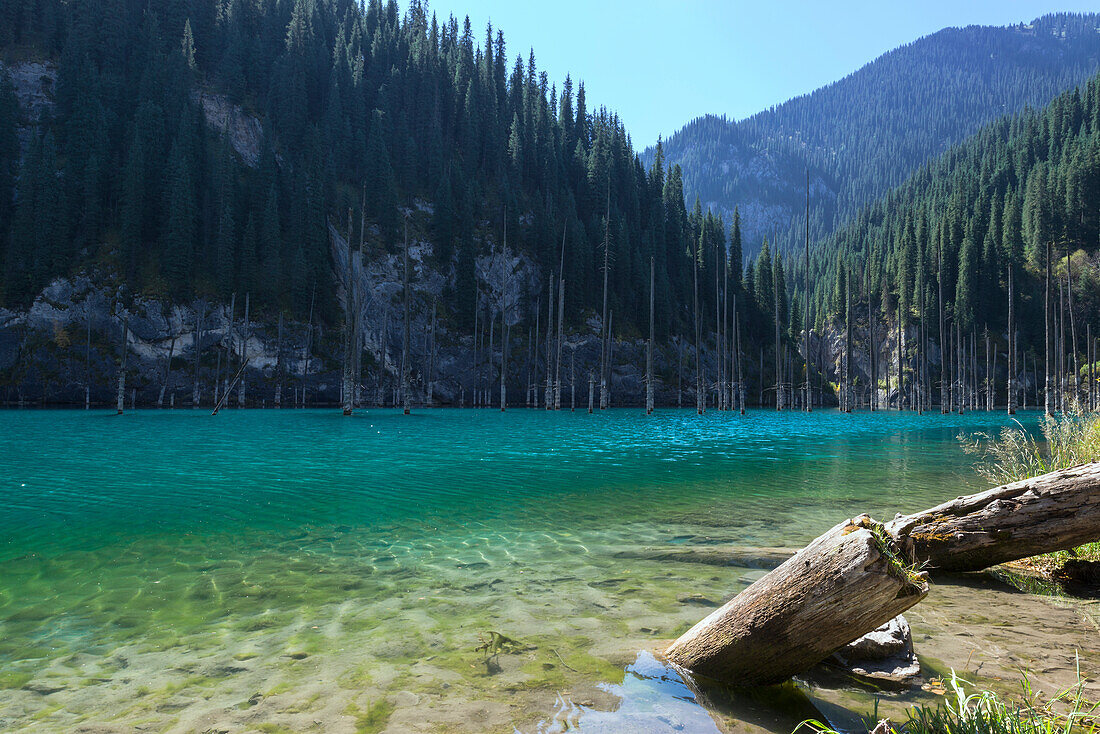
[[647, 13, 1100, 258]]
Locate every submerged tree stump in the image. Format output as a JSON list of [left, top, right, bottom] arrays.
[[888, 463, 1100, 572], [665, 515, 928, 686]]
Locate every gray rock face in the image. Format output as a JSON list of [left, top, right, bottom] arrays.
[[193, 91, 263, 167], [0, 60, 58, 154], [831, 614, 921, 686]]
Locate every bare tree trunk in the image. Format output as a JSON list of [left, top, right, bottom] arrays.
[[224, 293, 236, 406], [867, 260, 875, 411], [1068, 247, 1080, 406], [545, 276, 553, 409], [239, 293, 249, 407], [555, 277, 564, 410], [607, 310, 614, 408], [1008, 266, 1015, 415], [804, 171, 812, 412], [402, 215, 411, 415], [427, 300, 436, 406], [303, 286, 314, 408], [678, 337, 683, 408], [569, 348, 576, 411], [116, 317, 129, 415], [918, 249, 925, 415], [158, 337, 175, 409], [500, 218, 508, 412], [647, 257, 655, 415], [775, 250, 782, 411], [736, 314, 745, 415], [694, 244, 703, 415], [275, 313, 284, 408], [715, 237, 722, 410], [844, 267, 852, 412], [599, 185, 610, 411], [1045, 240, 1052, 415], [342, 210, 356, 416], [85, 313, 92, 410], [472, 288, 479, 408], [588, 372, 594, 414]]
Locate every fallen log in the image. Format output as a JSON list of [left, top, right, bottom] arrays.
[[887, 462, 1100, 572], [665, 515, 928, 686]]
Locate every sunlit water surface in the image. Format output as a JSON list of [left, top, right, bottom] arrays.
[[0, 408, 1092, 732]]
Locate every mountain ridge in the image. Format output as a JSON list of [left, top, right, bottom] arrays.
[[647, 12, 1100, 257]]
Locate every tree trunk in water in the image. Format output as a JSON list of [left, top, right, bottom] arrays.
[[116, 317, 129, 415], [938, 242, 946, 413], [694, 247, 703, 415], [427, 300, 436, 406], [775, 250, 782, 411], [588, 373, 594, 414], [888, 462, 1100, 572], [500, 218, 508, 412], [665, 514, 928, 686], [224, 293, 236, 406], [158, 337, 176, 409], [402, 216, 411, 415], [805, 171, 812, 413], [239, 293, 249, 407], [647, 257, 654, 415], [1008, 267, 1015, 415], [600, 186, 610, 411], [303, 287, 314, 408], [85, 315, 92, 409], [275, 314, 284, 408], [555, 277, 564, 410], [342, 210, 355, 416], [1045, 240, 1052, 415], [545, 277, 554, 409], [192, 303, 205, 408], [1068, 248, 1080, 405]]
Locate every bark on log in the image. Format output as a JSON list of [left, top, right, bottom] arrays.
[[887, 463, 1100, 572], [664, 515, 928, 686]]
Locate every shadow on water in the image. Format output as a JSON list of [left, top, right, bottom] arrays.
[[525, 651, 871, 734]]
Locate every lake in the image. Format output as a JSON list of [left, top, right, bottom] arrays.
[[1, 408, 1096, 732]]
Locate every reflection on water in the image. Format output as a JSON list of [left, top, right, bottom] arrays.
[[2, 408, 1088, 733], [528, 652, 727, 733]]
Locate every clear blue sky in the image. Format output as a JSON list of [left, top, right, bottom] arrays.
[[405, 1, 1100, 147]]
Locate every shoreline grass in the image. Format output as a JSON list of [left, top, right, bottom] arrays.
[[801, 666, 1098, 734], [959, 411, 1100, 586]]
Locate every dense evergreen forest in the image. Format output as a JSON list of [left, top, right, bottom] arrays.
[[0, 0, 748, 348], [650, 14, 1100, 258], [3, 0, 1100, 410], [793, 69, 1100, 410]]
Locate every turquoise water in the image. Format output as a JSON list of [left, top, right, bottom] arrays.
[[0, 408, 1081, 732]]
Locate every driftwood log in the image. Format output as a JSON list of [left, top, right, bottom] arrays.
[[665, 515, 928, 686], [888, 463, 1100, 572]]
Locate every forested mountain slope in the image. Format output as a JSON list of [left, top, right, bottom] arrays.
[[784, 68, 1100, 409], [0, 0, 768, 406], [649, 14, 1100, 258], [0, 0, 721, 342]]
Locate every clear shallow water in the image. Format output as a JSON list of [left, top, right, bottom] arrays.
[[0, 408, 1083, 732]]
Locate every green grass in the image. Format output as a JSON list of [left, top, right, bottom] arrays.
[[959, 410, 1100, 486], [800, 667, 1098, 734], [960, 411, 1100, 571], [345, 699, 395, 734]]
